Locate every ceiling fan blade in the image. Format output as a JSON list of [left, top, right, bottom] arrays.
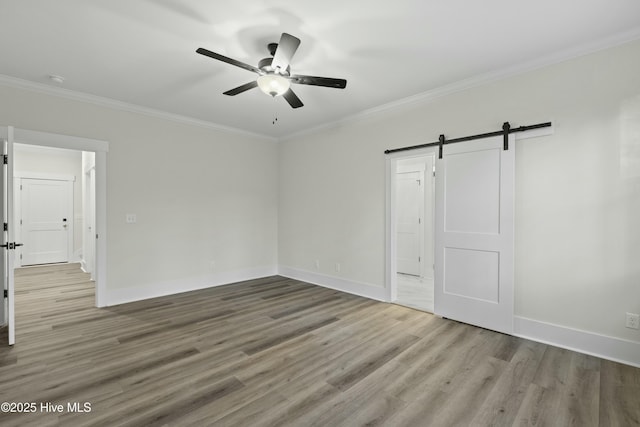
[[196, 48, 261, 74], [290, 74, 347, 89], [223, 81, 258, 96], [283, 89, 304, 109], [271, 33, 301, 71]]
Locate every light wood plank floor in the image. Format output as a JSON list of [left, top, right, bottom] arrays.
[[1, 263, 639, 426], [396, 273, 434, 313]]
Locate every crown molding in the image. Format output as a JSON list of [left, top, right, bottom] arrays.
[[3, 26, 639, 144], [0, 74, 276, 142], [280, 26, 640, 142]]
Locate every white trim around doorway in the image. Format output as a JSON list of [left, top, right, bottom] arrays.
[[12, 128, 108, 307], [385, 147, 438, 305]]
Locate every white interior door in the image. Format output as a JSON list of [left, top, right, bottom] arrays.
[[20, 178, 72, 266], [396, 171, 423, 275], [1, 127, 16, 345], [434, 134, 514, 334], [0, 134, 4, 332]]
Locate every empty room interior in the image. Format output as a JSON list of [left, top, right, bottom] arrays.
[[1, 1, 640, 426]]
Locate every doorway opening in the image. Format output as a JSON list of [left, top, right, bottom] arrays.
[[14, 144, 92, 268], [13, 144, 97, 321], [388, 152, 436, 312]]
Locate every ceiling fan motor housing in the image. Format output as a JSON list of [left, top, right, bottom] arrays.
[[258, 57, 290, 76]]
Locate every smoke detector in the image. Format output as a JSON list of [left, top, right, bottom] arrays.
[[49, 75, 65, 84]]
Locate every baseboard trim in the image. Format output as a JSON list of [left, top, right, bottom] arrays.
[[70, 249, 83, 264], [103, 264, 639, 367], [278, 265, 387, 302], [106, 265, 278, 306], [514, 316, 640, 368]]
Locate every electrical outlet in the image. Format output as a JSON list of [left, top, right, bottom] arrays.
[[125, 213, 137, 224], [314, 260, 320, 270], [335, 263, 341, 273], [626, 313, 640, 330]]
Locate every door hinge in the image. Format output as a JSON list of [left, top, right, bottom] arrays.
[[2, 154, 7, 165], [418, 256, 421, 262], [3, 222, 6, 231], [3, 289, 7, 298], [418, 218, 421, 224]]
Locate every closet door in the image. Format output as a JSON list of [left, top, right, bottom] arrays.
[[434, 134, 514, 334]]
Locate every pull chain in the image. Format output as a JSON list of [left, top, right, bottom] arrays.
[[272, 96, 278, 125]]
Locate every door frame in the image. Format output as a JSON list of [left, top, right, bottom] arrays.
[[11, 128, 108, 307], [386, 148, 437, 303], [82, 161, 96, 281], [15, 173, 75, 267]]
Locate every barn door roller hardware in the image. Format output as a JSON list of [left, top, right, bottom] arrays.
[[384, 121, 552, 158]]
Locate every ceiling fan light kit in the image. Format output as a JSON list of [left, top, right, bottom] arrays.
[[197, 32, 347, 109], [257, 74, 290, 97]]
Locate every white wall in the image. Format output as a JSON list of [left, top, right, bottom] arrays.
[[279, 40, 640, 357], [14, 144, 83, 260], [0, 85, 279, 304]]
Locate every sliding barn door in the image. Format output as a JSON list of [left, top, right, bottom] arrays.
[[434, 135, 514, 334]]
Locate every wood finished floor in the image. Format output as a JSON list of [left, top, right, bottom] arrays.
[[1, 264, 639, 426], [396, 274, 434, 313]]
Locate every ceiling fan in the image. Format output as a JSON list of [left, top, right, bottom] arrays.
[[196, 33, 347, 109]]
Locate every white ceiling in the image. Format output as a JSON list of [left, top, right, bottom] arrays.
[[1, 1, 640, 139]]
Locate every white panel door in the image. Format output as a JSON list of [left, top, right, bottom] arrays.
[[396, 171, 423, 275], [1, 127, 16, 345], [0, 132, 4, 333], [21, 179, 71, 266], [434, 135, 514, 334]]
